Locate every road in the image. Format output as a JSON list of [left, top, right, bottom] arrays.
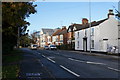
[[19, 48, 120, 79]]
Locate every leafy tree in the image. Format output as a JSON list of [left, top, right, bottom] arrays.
[[20, 33, 31, 47], [2, 2, 37, 54]]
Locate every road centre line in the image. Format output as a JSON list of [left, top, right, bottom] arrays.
[[86, 61, 106, 65], [107, 67, 120, 72], [68, 58, 85, 63], [42, 55, 46, 58], [47, 57, 56, 63], [68, 58, 106, 65], [60, 65, 80, 77]]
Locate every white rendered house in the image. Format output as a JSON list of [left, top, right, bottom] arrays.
[[75, 10, 120, 53]]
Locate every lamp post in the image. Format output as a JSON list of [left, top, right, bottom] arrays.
[[89, 0, 91, 53]]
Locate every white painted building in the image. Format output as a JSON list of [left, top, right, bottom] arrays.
[[40, 28, 54, 47], [75, 10, 120, 53]]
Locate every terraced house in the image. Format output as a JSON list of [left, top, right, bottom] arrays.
[[75, 9, 120, 53]]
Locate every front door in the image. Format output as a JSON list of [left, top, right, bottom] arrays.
[[83, 38, 87, 51]]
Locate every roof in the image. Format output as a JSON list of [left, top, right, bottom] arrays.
[[52, 29, 62, 36], [68, 18, 108, 32], [41, 28, 54, 36], [57, 29, 67, 35]]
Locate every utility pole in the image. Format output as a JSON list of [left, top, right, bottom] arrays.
[[89, 0, 91, 53], [17, 26, 20, 48]]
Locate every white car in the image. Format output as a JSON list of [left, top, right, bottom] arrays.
[[49, 45, 57, 50], [44, 45, 49, 50], [31, 44, 38, 50]]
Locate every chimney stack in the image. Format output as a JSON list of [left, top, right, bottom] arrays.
[[108, 9, 114, 18], [82, 18, 88, 24], [62, 26, 66, 30]]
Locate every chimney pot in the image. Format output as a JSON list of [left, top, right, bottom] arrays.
[[82, 18, 88, 24]]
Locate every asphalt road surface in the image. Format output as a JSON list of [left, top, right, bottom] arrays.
[[19, 48, 120, 80]]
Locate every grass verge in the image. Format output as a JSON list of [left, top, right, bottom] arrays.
[[2, 49, 23, 79]]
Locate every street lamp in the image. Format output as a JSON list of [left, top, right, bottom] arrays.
[[89, 0, 92, 53]]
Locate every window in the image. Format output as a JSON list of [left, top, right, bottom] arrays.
[[91, 28, 94, 36], [77, 32, 79, 38], [77, 41, 79, 48], [91, 40, 94, 49], [85, 30, 87, 36], [60, 35, 63, 40]]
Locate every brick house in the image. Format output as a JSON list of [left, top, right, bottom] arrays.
[[52, 26, 67, 45], [67, 18, 88, 49]]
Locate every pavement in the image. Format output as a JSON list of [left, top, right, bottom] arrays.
[[18, 49, 55, 79]]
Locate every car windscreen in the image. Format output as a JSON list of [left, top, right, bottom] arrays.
[[50, 45, 56, 47], [33, 45, 37, 47]]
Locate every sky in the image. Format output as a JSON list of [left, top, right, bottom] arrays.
[[26, 2, 118, 34]]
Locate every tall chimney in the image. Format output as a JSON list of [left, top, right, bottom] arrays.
[[108, 9, 114, 18], [82, 18, 88, 24]]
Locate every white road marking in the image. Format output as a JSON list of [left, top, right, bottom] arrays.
[[60, 65, 80, 77], [47, 57, 56, 63], [48, 56, 55, 59], [107, 67, 120, 72], [42, 55, 46, 58], [86, 61, 106, 65], [68, 58, 85, 63], [68, 58, 106, 66]]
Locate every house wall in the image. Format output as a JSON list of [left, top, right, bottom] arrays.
[[52, 36, 56, 44], [75, 16, 119, 53], [99, 16, 118, 52], [40, 34, 45, 47], [63, 33, 68, 44], [60, 35, 63, 44], [67, 32, 72, 44], [47, 36, 52, 45]]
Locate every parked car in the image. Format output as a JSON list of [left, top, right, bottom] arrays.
[[49, 45, 57, 50], [44, 45, 49, 50], [31, 44, 38, 50]]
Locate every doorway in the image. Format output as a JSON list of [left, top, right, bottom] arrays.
[[83, 37, 87, 51]]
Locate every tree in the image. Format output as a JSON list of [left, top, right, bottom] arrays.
[[20, 33, 31, 47], [2, 2, 37, 54], [115, 9, 120, 20], [114, 1, 120, 20]]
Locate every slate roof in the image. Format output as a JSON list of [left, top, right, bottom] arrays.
[[68, 18, 108, 32], [41, 28, 54, 36]]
